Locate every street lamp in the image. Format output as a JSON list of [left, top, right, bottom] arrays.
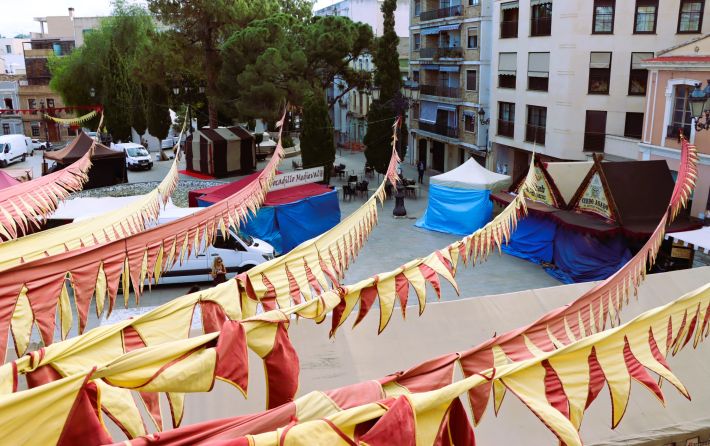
[[89, 87, 96, 98], [687, 80, 710, 132], [370, 85, 381, 101], [476, 108, 490, 126], [39, 99, 49, 147]]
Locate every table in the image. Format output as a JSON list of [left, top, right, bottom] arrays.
[[405, 184, 420, 199]]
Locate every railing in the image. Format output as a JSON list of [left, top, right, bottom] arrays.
[[666, 124, 691, 140], [497, 119, 514, 138], [419, 84, 460, 98], [419, 121, 459, 138], [525, 124, 546, 145], [500, 21, 519, 38], [530, 17, 552, 36], [418, 47, 463, 59], [420, 5, 463, 21], [583, 132, 605, 152]]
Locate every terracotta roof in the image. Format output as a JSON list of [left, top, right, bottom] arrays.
[[644, 55, 710, 63]]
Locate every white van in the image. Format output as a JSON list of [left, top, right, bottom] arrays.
[[0, 134, 30, 167], [48, 196, 275, 285], [114, 143, 153, 170]]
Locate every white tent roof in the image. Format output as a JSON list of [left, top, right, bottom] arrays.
[[430, 158, 511, 191], [667, 226, 710, 253], [50, 196, 194, 223], [545, 161, 593, 204]]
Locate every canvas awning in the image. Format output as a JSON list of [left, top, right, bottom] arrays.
[[440, 65, 460, 72], [438, 24, 461, 32], [421, 26, 440, 35], [431, 158, 511, 191], [666, 226, 710, 252], [419, 101, 438, 123], [44, 131, 123, 162]]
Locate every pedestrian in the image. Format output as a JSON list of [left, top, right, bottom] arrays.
[[211, 257, 227, 285], [417, 160, 425, 184]]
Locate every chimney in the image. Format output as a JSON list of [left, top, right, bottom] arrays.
[[68, 7, 75, 19]]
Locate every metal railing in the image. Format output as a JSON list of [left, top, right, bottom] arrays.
[[420, 5, 463, 21], [497, 119, 514, 138], [419, 121, 460, 138], [525, 124, 546, 145], [530, 17, 552, 36], [500, 21, 519, 38], [419, 84, 460, 98], [418, 46, 463, 59]]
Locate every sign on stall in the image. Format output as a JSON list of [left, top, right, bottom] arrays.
[[271, 166, 324, 191]]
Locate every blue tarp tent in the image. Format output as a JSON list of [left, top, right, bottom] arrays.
[[191, 179, 340, 254], [544, 226, 632, 284], [501, 215, 557, 264], [416, 158, 511, 235]]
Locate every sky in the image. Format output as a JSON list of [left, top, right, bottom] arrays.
[[0, 0, 336, 38]]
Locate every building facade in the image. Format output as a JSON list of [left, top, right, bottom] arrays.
[[0, 38, 29, 75], [408, 0, 491, 172], [640, 36, 710, 219], [0, 76, 23, 135], [489, 0, 710, 181]]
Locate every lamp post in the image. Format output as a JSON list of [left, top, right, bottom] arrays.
[[39, 99, 50, 148], [173, 83, 195, 134], [687, 80, 710, 133]]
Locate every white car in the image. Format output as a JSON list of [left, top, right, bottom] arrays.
[[30, 138, 49, 151], [114, 143, 153, 170]]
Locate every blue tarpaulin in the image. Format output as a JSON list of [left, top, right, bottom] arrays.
[[544, 226, 632, 284], [199, 189, 340, 254], [415, 184, 493, 236], [501, 215, 557, 264]]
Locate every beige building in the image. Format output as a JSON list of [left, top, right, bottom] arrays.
[[640, 36, 710, 218], [489, 0, 710, 181], [408, 0, 491, 172]]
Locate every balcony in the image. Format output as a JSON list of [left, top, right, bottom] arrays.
[[418, 46, 463, 60], [420, 5, 463, 22], [525, 124, 546, 145], [500, 21, 518, 38], [530, 17, 552, 36], [497, 119, 514, 138], [419, 121, 459, 138], [419, 84, 460, 98]]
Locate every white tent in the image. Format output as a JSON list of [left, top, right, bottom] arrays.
[[430, 158, 511, 191], [667, 226, 710, 253]]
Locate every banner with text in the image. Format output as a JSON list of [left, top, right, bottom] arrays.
[[576, 172, 613, 220], [271, 166, 324, 191]]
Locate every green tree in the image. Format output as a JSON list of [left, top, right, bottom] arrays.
[[300, 90, 334, 181], [49, 1, 171, 141], [364, 0, 406, 174]]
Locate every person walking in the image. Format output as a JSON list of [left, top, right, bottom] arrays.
[[211, 256, 227, 285], [417, 160, 425, 184]]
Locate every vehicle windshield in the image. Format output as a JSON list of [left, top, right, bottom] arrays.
[[237, 231, 254, 246], [126, 147, 149, 157]]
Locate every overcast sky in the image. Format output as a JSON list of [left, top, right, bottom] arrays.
[[1, 0, 338, 38]]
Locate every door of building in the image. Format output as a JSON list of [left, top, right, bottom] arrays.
[[47, 122, 60, 142], [512, 149, 530, 182], [432, 140, 445, 172], [418, 139, 427, 168]]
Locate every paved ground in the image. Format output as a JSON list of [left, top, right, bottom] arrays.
[[5, 146, 560, 341]]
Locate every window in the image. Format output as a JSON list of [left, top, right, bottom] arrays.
[[3, 98, 12, 109], [499, 52, 517, 89], [584, 110, 607, 152], [464, 111, 477, 133], [629, 52, 653, 95], [634, 0, 658, 34], [500, 2, 519, 38], [469, 0, 480, 5], [412, 70, 420, 83], [526, 105, 547, 145], [593, 0, 615, 33], [2, 124, 9, 135], [498, 102, 515, 138], [414, 33, 421, 50], [588, 52, 611, 94], [46, 98, 55, 108], [27, 98, 37, 114], [4, 45, 11, 54], [624, 112, 644, 139], [528, 52, 550, 91], [414, 0, 421, 16], [678, 0, 704, 33], [530, 1, 552, 37], [670, 85, 693, 139], [31, 123, 40, 137], [213, 234, 239, 250], [467, 27, 479, 49], [466, 70, 478, 91]]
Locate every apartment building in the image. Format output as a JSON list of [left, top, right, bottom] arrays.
[[0, 76, 23, 135], [489, 0, 710, 181], [408, 0, 492, 172], [0, 38, 29, 75]]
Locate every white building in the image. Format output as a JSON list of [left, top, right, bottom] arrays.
[[489, 0, 710, 180], [0, 38, 29, 75], [0, 78, 23, 135]]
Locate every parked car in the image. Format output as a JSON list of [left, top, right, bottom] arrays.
[[114, 143, 153, 170], [161, 137, 175, 149], [30, 138, 50, 152], [0, 134, 30, 166]]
